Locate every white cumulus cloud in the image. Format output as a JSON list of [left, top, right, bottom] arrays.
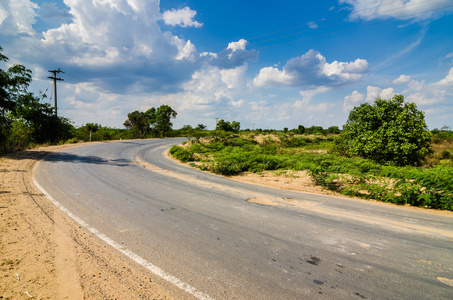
[[171, 35, 197, 61], [0, 0, 38, 36], [254, 49, 368, 88], [162, 7, 202, 28], [343, 90, 365, 112], [227, 39, 248, 52], [393, 74, 412, 84], [254, 67, 294, 87]]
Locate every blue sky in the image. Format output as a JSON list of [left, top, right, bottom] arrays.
[[1, 0, 452, 130]]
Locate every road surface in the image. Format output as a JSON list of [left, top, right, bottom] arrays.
[[33, 138, 453, 299]]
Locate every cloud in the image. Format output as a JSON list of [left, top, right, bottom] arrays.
[[209, 39, 258, 69], [342, 67, 453, 116], [162, 7, 202, 28], [171, 35, 197, 61], [343, 90, 365, 112], [0, 0, 210, 94], [299, 86, 331, 102], [0, 0, 38, 36], [393, 74, 412, 84], [433, 67, 453, 87], [365, 85, 396, 102], [343, 86, 397, 112], [254, 49, 368, 87], [307, 21, 318, 29], [339, 0, 453, 22], [227, 39, 247, 52], [36, 0, 172, 67], [253, 67, 293, 86], [230, 99, 244, 108]]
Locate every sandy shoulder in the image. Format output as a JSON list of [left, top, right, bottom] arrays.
[[0, 143, 177, 299]]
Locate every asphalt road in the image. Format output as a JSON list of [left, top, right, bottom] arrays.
[[33, 138, 453, 299]]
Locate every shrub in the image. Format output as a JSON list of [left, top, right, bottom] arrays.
[[441, 150, 451, 159], [169, 145, 193, 162], [339, 95, 433, 166]]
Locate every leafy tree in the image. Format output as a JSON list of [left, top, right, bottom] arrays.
[[338, 95, 433, 166], [231, 121, 240, 133], [327, 126, 340, 134], [145, 107, 156, 125], [180, 125, 194, 140], [216, 119, 240, 133], [12, 92, 73, 144], [155, 105, 177, 136], [124, 110, 150, 138], [216, 119, 230, 131], [124, 105, 177, 138], [298, 125, 305, 134], [196, 123, 207, 130], [1, 47, 33, 151], [1, 46, 74, 152]]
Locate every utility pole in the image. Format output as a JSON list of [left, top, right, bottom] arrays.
[[47, 68, 64, 116]]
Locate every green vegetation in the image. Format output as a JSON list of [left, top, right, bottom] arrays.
[[335, 95, 433, 166], [123, 105, 177, 138], [1, 46, 74, 153], [170, 129, 453, 210], [74, 124, 131, 142], [216, 119, 240, 132]]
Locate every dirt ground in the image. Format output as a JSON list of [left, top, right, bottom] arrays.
[[1, 142, 451, 299], [0, 144, 178, 300]]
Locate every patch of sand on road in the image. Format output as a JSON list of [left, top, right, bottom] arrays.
[[1, 144, 177, 299]]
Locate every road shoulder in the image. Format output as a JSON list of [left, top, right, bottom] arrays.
[[1, 144, 178, 299]]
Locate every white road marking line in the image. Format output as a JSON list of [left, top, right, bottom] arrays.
[[32, 177, 214, 300]]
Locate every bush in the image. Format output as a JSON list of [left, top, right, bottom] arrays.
[[441, 150, 451, 159], [169, 145, 193, 162], [339, 95, 433, 166]]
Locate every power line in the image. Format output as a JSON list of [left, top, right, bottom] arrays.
[[249, 0, 438, 47], [246, 0, 427, 41], [254, 3, 453, 50]]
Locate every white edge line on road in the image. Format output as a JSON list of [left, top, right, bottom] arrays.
[[32, 176, 214, 300]]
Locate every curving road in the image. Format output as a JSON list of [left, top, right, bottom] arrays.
[[33, 139, 453, 299]]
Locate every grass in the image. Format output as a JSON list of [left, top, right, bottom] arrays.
[[170, 132, 453, 210]]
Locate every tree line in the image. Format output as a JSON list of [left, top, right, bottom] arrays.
[[1, 46, 73, 153]]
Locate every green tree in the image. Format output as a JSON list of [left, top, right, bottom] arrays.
[[231, 121, 240, 133], [124, 105, 177, 138], [338, 95, 433, 166], [196, 123, 207, 130], [298, 125, 305, 134], [154, 105, 177, 136], [327, 126, 340, 134], [216, 119, 230, 131], [12, 92, 73, 144], [1, 47, 33, 151], [123, 110, 150, 138], [1, 46, 74, 152], [86, 123, 100, 141], [216, 119, 240, 132]]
